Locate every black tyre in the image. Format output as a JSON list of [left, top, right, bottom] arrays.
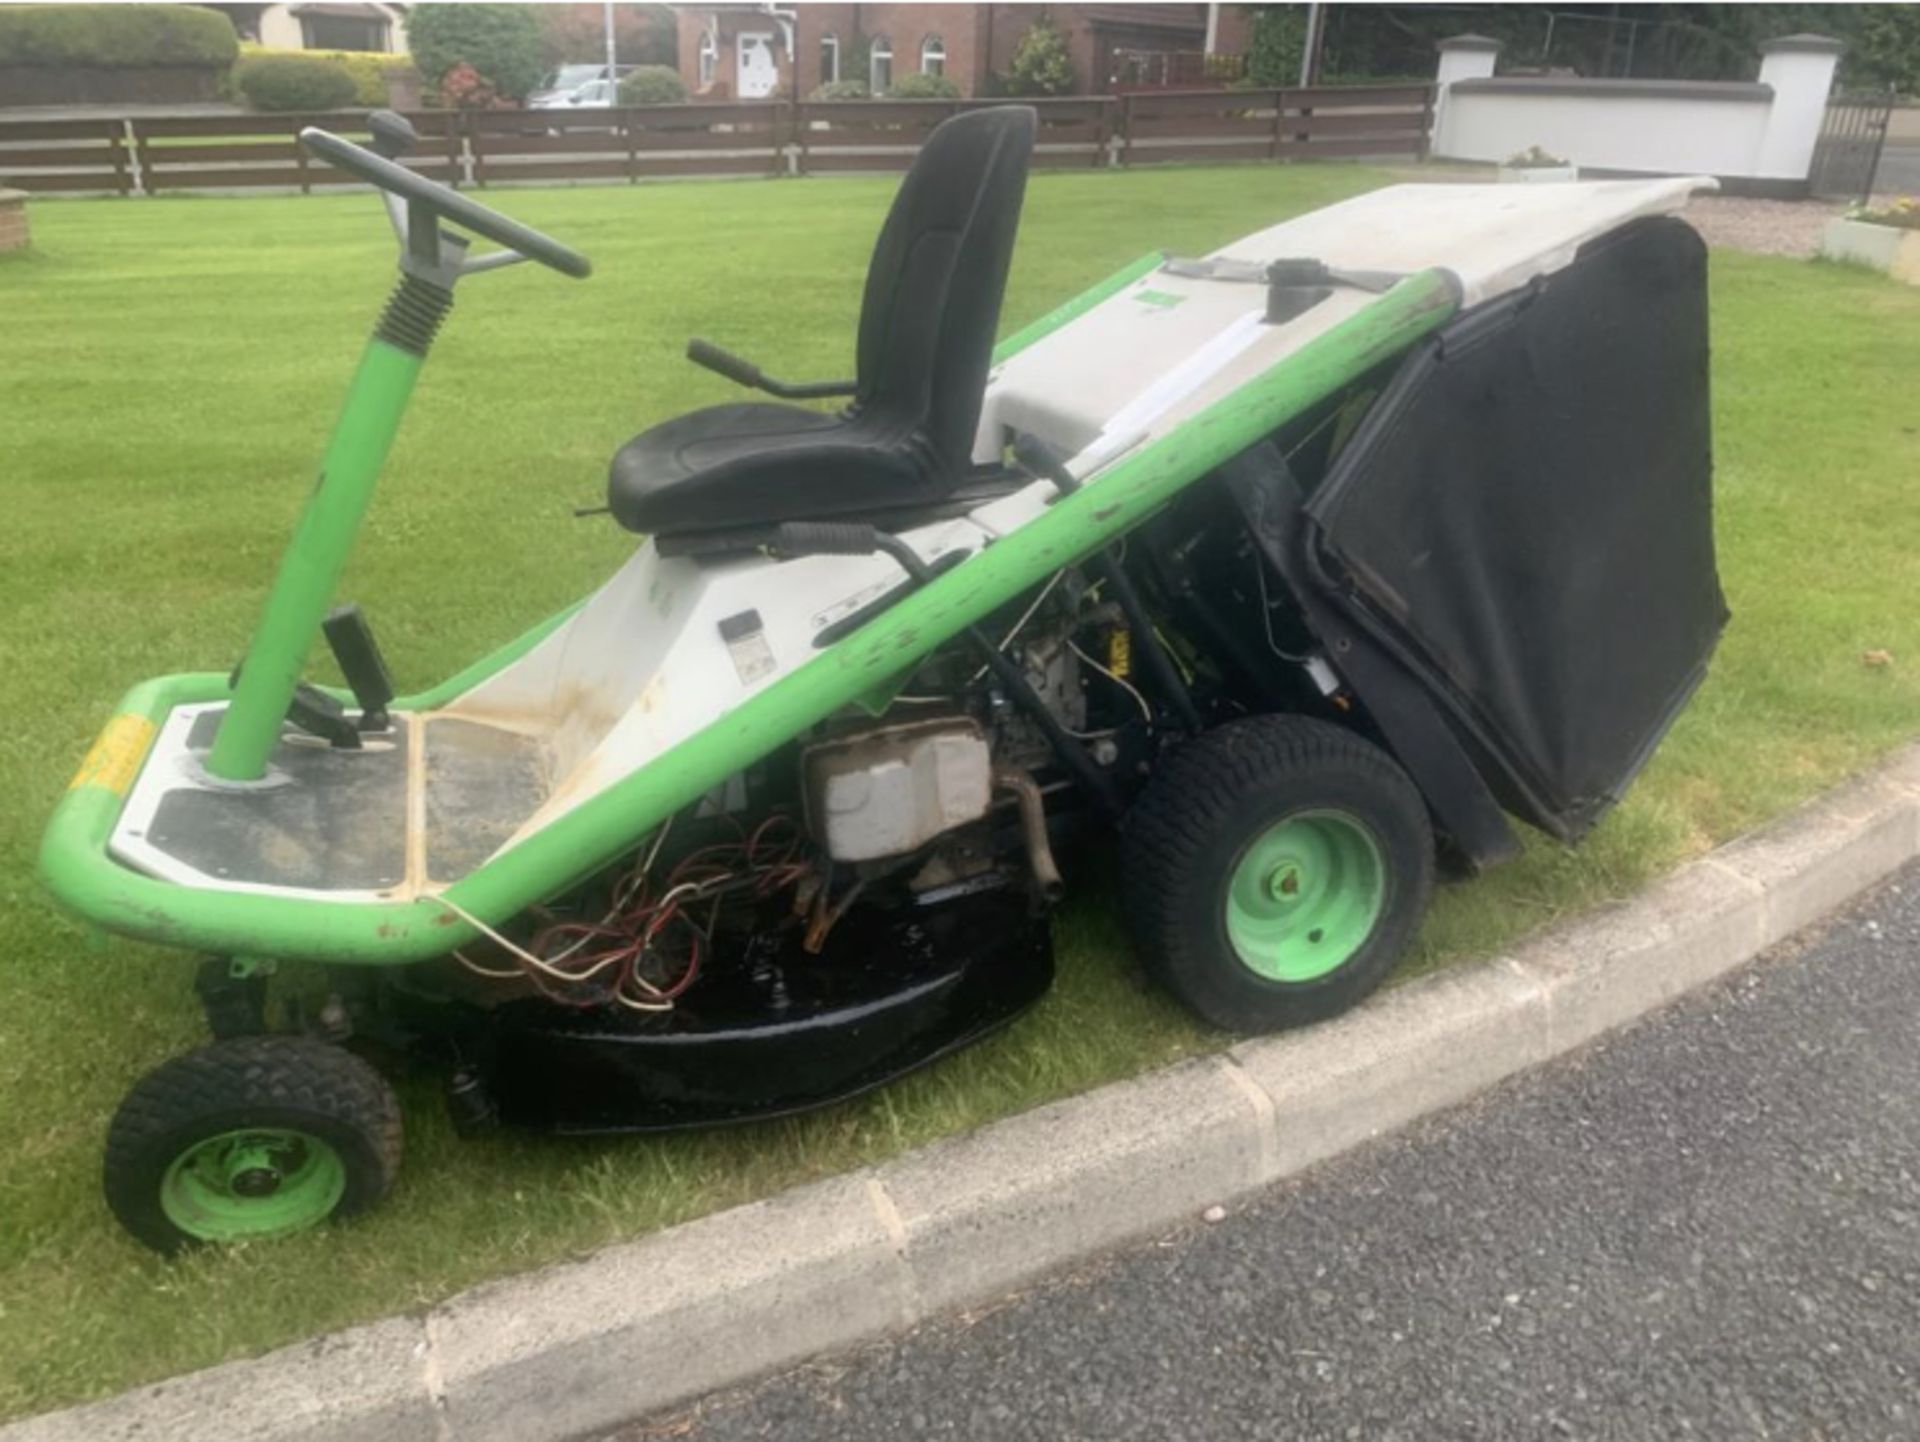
[[1123, 715, 1434, 1033], [103, 1035, 402, 1254]]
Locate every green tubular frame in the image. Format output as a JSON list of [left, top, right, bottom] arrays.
[[41, 264, 1460, 966], [209, 340, 425, 782]]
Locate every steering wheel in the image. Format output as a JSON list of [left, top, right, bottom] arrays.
[[299, 112, 591, 280]]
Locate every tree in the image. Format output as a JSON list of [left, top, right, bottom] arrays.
[[408, 3, 545, 102], [1004, 19, 1073, 96], [1243, 6, 1306, 87], [537, 4, 675, 67], [1849, 5, 1920, 92]]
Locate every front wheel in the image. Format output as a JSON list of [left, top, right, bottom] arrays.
[[103, 1035, 402, 1253], [1122, 716, 1434, 1033]]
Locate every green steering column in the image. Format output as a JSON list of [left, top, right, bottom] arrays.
[[206, 337, 426, 781]]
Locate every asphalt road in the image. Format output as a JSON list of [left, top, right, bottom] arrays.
[[611, 861, 1920, 1441], [1876, 141, 1920, 198]]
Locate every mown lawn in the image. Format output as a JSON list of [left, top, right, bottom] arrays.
[[3, 164, 1918, 1422]]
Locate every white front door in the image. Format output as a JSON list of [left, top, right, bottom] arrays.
[[736, 32, 777, 98]]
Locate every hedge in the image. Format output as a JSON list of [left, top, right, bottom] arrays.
[[0, 4, 238, 67], [233, 54, 356, 112], [889, 72, 960, 99], [615, 64, 686, 105], [239, 43, 407, 106]]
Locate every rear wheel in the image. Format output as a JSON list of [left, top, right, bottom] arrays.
[[104, 1035, 402, 1253], [1123, 716, 1433, 1032]]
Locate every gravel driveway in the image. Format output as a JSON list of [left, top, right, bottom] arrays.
[[1393, 165, 1846, 259], [1682, 194, 1847, 258]]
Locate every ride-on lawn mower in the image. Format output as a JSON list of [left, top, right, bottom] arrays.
[[42, 108, 1727, 1252]]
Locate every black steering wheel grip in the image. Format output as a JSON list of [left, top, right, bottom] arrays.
[[298, 120, 591, 280]]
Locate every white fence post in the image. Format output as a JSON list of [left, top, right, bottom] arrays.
[[122, 118, 145, 196], [1433, 34, 1500, 158], [1754, 33, 1844, 188]]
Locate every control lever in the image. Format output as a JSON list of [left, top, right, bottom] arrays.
[[288, 683, 363, 750], [323, 604, 396, 733], [367, 110, 416, 159], [687, 340, 856, 401]]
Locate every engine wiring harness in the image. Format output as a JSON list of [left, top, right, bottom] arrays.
[[443, 815, 811, 1013]]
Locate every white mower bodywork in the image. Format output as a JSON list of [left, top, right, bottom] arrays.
[[109, 179, 1711, 903]]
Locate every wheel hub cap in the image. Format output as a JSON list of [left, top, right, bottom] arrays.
[[1225, 810, 1386, 982], [160, 1129, 346, 1242]]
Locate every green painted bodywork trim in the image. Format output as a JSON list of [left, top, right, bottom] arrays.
[[41, 270, 1459, 966], [209, 339, 426, 781], [991, 251, 1164, 364]]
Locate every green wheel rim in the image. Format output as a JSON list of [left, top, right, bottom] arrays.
[[1225, 809, 1386, 983], [159, 1128, 346, 1242]]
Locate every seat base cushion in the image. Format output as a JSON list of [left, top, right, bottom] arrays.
[[608, 401, 940, 536]]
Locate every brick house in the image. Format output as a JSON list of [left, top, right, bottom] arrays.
[[672, 4, 1249, 101]]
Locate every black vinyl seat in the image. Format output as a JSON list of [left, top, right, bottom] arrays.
[[608, 106, 1036, 538]]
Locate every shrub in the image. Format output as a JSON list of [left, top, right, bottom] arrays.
[[889, 71, 959, 99], [808, 78, 870, 101], [616, 64, 687, 104], [408, 2, 544, 101], [239, 44, 405, 107], [1849, 196, 1920, 232], [234, 54, 357, 112], [1503, 145, 1569, 169], [0, 4, 237, 67], [1004, 20, 1073, 96], [438, 61, 508, 110]]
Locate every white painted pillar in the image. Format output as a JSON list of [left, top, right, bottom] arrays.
[[1755, 33, 1844, 186], [1434, 35, 1500, 158]]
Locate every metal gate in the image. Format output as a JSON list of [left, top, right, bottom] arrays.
[[1809, 90, 1893, 205]]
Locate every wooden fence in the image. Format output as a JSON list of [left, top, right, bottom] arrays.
[[0, 87, 1431, 196]]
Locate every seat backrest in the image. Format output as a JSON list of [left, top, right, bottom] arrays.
[[853, 105, 1035, 474]]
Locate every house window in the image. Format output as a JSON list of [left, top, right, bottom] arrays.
[[301, 13, 387, 51], [820, 32, 840, 84], [698, 30, 717, 88], [920, 34, 945, 77], [870, 35, 892, 93]]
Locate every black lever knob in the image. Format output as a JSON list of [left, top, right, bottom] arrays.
[[367, 109, 418, 160]]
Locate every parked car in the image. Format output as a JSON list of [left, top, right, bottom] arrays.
[[531, 77, 617, 110], [527, 64, 630, 109]]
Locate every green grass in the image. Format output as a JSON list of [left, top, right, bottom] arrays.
[[4, 164, 1919, 1422]]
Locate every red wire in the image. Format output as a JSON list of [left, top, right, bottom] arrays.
[[493, 814, 806, 1008]]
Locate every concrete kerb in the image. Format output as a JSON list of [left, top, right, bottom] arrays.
[[0, 1318, 437, 1442], [430, 1171, 915, 1442], [6, 742, 1919, 1442]]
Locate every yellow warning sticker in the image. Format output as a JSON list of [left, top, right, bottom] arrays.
[[68, 714, 156, 795]]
